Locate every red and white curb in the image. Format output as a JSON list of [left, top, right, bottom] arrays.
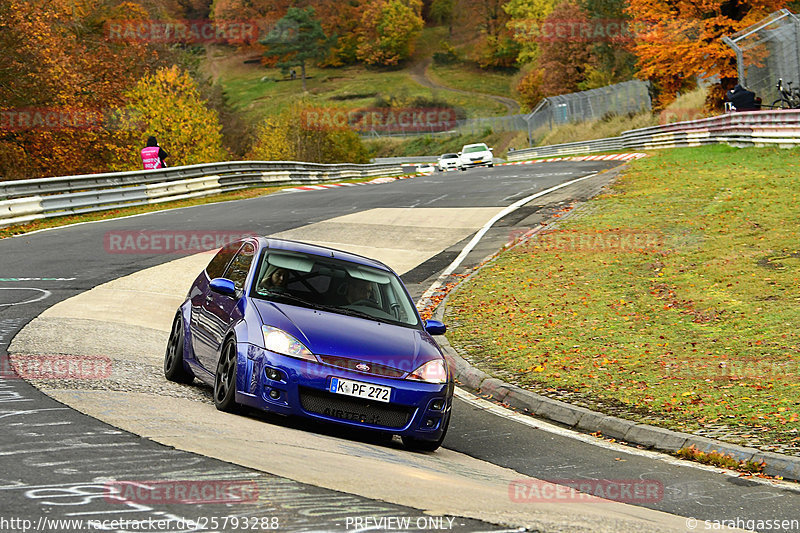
[[501, 153, 648, 165], [282, 173, 420, 193]]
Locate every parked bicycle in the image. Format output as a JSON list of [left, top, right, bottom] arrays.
[[772, 78, 800, 109]]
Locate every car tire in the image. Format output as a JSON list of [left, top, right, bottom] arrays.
[[459, 167, 466, 172], [488, 163, 494, 168], [214, 336, 240, 413], [401, 414, 450, 452], [164, 313, 194, 384]]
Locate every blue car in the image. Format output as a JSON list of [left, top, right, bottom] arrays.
[[164, 237, 453, 451]]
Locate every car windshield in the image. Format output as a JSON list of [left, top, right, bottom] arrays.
[[441, 154, 458, 159], [463, 145, 489, 153], [251, 250, 420, 328]]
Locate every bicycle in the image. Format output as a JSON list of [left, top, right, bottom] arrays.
[[772, 78, 800, 109]]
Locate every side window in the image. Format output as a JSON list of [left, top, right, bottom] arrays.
[[206, 241, 242, 280], [224, 242, 256, 291]]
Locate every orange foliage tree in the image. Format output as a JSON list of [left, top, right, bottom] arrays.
[[0, 0, 165, 179], [625, 0, 789, 107]]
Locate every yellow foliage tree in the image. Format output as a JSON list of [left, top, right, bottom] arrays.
[[119, 66, 226, 168], [356, 0, 424, 66], [249, 104, 370, 164]]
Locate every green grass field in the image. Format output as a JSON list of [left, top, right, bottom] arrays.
[[428, 62, 517, 99], [445, 145, 800, 453], [216, 62, 508, 123]]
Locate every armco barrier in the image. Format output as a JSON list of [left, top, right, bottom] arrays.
[[0, 161, 403, 227], [507, 109, 800, 161], [0, 161, 402, 200]]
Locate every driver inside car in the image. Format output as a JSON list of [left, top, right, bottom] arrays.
[[258, 266, 289, 293], [345, 278, 372, 305]]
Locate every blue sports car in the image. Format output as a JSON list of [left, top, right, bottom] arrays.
[[164, 237, 453, 451]]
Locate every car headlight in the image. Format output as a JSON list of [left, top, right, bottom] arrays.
[[262, 326, 316, 362], [406, 359, 448, 384]]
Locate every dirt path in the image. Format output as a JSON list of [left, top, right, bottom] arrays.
[[409, 57, 521, 115]]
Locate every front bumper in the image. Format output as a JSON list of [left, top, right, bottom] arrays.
[[235, 343, 452, 441], [460, 158, 492, 168]]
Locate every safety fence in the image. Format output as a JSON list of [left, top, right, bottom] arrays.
[[506, 109, 800, 160], [0, 161, 402, 228], [723, 9, 800, 109]]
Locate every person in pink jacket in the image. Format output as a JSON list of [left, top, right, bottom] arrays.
[[140, 136, 169, 169]]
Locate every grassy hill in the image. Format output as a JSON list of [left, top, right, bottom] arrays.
[[204, 29, 707, 160]]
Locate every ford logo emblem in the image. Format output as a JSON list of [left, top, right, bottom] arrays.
[[356, 363, 370, 372]]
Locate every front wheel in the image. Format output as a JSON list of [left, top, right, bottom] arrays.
[[214, 337, 240, 413], [402, 415, 450, 452], [772, 98, 791, 110], [164, 314, 194, 384]]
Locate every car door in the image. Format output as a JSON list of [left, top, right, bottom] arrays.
[[197, 241, 256, 370], [191, 241, 243, 370]]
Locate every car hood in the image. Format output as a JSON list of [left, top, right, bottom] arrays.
[[252, 299, 442, 373], [461, 151, 491, 159]]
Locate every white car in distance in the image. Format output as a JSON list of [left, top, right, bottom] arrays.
[[458, 143, 494, 170], [416, 163, 436, 174], [437, 153, 461, 171]]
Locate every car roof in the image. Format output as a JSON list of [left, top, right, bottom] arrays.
[[256, 237, 392, 272], [462, 143, 488, 149]]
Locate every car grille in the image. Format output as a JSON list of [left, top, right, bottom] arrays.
[[317, 355, 407, 378], [299, 387, 413, 429]]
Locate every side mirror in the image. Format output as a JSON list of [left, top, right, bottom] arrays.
[[457, 152, 462, 156], [424, 319, 446, 335], [489, 147, 494, 151], [209, 277, 237, 297]]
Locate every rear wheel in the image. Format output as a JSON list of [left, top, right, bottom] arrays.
[[402, 415, 450, 452], [214, 337, 240, 413], [164, 314, 193, 384]]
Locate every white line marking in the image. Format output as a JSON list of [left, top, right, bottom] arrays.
[[0, 288, 51, 307], [0, 278, 75, 281], [453, 388, 800, 491], [441, 172, 597, 277]]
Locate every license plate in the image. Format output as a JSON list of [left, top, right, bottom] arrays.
[[329, 377, 391, 403]]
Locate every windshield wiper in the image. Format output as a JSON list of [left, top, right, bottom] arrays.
[[262, 290, 319, 309]]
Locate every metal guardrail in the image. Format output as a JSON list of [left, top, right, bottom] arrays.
[[507, 137, 624, 160], [371, 156, 438, 165], [506, 109, 800, 160], [0, 161, 402, 228]]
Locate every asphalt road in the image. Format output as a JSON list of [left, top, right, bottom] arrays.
[[2, 161, 799, 532]]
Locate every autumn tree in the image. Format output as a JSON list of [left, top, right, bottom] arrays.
[[504, 0, 557, 63], [625, 0, 788, 107], [0, 0, 164, 179], [261, 7, 332, 91], [429, 0, 455, 35], [535, 0, 596, 96], [356, 0, 424, 66], [248, 104, 370, 164], [119, 66, 225, 168], [448, 0, 518, 68], [311, 0, 365, 66]]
